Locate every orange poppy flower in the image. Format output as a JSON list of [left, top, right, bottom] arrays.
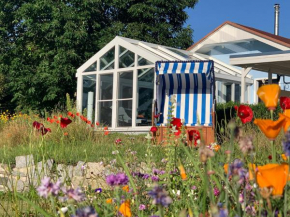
[[255, 163, 290, 196], [224, 164, 228, 174], [282, 154, 288, 161], [257, 84, 280, 110], [122, 185, 129, 192], [104, 131, 109, 136], [178, 164, 187, 180], [281, 110, 290, 132], [104, 126, 108, 130], [119, 200, 132, 217], [253, 114, 285, 140], [106, 198, 113, 204], [64, 132, 68, 136], [214, 145, 221, 152]]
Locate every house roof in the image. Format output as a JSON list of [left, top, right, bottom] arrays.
[[187, 21, 290, 51]]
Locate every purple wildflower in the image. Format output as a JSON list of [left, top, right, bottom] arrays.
[[139, 204, 146, 210], [151, 175, 159, 182], [106, 173, 129, 186], [61, 187, 86, 202], [37, 177, 61, 198], [148, 186, 172, 207], [283, 131, 290, 156], [228, 159, 247, 184], [71, 206, 98, 217], [219, 209, 228, 217], [115, 173, 129, 185], [106, 174, 116, 186], [94, 188, 102, 193], [191, 186, 197, 190], [213, 187, 220, 196]]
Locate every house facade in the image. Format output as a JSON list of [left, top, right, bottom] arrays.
[[187, 21, 290, 104]]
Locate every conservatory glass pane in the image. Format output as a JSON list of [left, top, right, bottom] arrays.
[[100, 47, 115, 70], [118, 71, 133, 99], [117, 100, 132, 127], [82, 75, 96, 121], [84, 61, 97, 72], [99, 74, 113, 100], [138, 55, 153, 66], [136, 68, 154, 126], [235, 84, 241, 102], [119, 46, 135, 68], [98, 101, 112, 127]]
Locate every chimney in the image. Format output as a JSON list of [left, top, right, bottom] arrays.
[[274, 4, 280, 35]]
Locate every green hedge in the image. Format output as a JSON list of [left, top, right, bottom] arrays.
[[216, 101, 283, 122]]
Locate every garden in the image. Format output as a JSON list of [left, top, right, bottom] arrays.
[[0, 84, 290, 217]]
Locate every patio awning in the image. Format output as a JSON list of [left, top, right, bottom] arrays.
[[155, 61, 215, 126], [230, 50, 290, 76]]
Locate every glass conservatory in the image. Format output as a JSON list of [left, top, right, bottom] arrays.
[[76, 36, 249, 132]]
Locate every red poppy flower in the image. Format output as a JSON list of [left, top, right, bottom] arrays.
[[83, 118, 88, 122], [104, 131, 109, 135], [174, 129, 181, 136], [53, 116, 57, 119], [33, 121, 43, 130], [91, 124, 94, 128], [67, 111, 73, 117], [87, 120, 91, 125], [188, 130, 201, 146], [96, 122, 100, 126], [60, 117, 72, 128], [154, 114, 160, 119], [47, 117, 51, 122], [41, 127, 51, 135], [234, 105, 253, 124], [76, 112, 80, 116], [268, 155, 272, 160], [104, 126, 108, 130], [71, 114, 75, 118], [280, 97, 290, 110], [56, 120, 60, 124], [59, 114, 63, 118], [64, 132, 68, 136], [50, 119, 55, 123], [150, 126, 158, 133], [171, 118, 182, 129]]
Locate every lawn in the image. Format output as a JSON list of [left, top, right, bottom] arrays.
[[1, 86, 290, 217]]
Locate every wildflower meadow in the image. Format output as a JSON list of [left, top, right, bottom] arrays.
[[1, 84, 290, 217]]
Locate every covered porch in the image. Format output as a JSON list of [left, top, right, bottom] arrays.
[[230, 50, 290, 103]]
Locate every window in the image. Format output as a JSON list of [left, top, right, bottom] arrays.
[[136, 68, 154, 126], [235, 84, 241, 102], [98, 74, 113, 127], [138, 55, 153, 66], [117, 71, 133, 127], [84, 61, 97, 72], [100, 47, 115, 70], [82, 75, 96, 122], [119, 46, 135, 68]]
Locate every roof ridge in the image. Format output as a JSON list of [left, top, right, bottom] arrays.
[[187, 21, 290, 51]]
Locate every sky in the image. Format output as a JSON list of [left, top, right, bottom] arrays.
[[186, 0, 290, 43]]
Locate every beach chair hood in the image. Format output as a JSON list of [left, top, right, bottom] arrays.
[[155, 60, 215, 126]]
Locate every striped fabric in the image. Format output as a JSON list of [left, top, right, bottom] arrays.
[[155, 61, 214, 126]]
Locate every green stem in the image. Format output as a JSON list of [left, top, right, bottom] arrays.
[[159, 205, 164, 217], [271, 140, 276, 163], [284, 157, 290, 216]]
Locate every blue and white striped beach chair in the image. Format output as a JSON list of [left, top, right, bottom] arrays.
[[155, 60, 215, 144]]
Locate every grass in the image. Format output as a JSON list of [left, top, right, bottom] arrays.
[[0, 107, 290, 216]]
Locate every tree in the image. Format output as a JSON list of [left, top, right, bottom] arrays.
[[0, 0, 197, 112]]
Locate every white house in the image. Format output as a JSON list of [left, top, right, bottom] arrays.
[[187, 21, 290, 104]]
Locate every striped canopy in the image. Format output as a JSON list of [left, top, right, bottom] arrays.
[[155, 61, 215, 126]]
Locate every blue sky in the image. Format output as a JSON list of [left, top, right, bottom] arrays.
[[186, 0, 290, 43]]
